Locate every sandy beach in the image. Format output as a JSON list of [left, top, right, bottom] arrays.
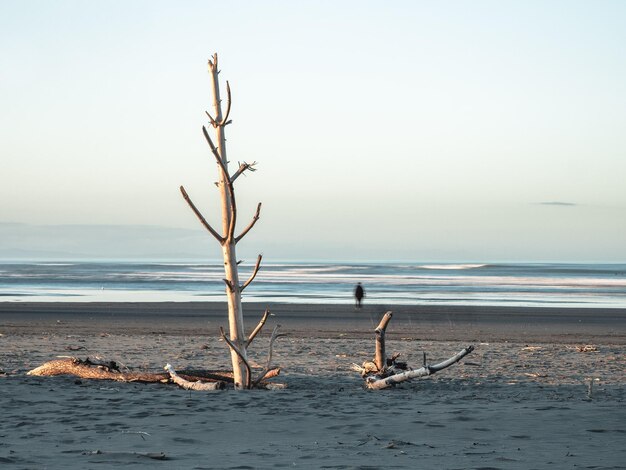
[[1, 302, 625, 469]]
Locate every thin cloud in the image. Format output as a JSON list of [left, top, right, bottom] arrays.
[[536, 201, 578, 207]]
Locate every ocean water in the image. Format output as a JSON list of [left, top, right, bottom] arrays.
[[1, 262, 625, 308]]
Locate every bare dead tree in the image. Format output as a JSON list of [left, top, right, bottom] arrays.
[[179, 53, 273, 389], [353, 312, 474, 389], [27, 54, 283, 391]]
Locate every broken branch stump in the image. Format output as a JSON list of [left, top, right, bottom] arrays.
[[356, 312, 475, 390]]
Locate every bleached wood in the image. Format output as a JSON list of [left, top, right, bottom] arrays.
[[27, 357, 233, 386], [231, 161, 258, 183], [247, 308, 270, 346], [236, 202, 262, 243], [253, 325, 284, 386], [27, 358, 166, 382], [164, 364, 224, 391], [366, 346, 475, 390], [208, 54, 248, 389], [179, 186, 224, 244], [222, 81, 232, 125], [241, 254, 263, 291], [201, 126, 238, 240], [259, 367, 281, 381], [220, 326, 251, 388], [375, 311, 393, 370], [205, 110, 218, 127]]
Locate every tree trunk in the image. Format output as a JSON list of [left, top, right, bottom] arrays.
[[208, 57, 248, 389], [180, 54, 275, 389]]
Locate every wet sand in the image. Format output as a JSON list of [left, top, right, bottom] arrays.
[[2, 301, 625, 343], [1, 302, 625, 469]]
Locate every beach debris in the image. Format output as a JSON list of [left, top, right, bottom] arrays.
[[524, 372, 548, 378], [28, 357, 166, 382], [121, 431, 151, 440], [165, 364, 224, 390], [577, 344, 598, 353], [83, 450, 167, 460], [27, 353, 284, 390], [352, 312, 475, 390], [26, 356, 239, 387]]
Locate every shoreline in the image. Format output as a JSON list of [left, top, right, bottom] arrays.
[[1, 301, 625, 343]]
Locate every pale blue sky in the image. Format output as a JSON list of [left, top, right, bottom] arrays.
[[1, 1, 625, 261]]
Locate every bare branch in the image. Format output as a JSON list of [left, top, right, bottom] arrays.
[[208, 53, 218, 70], [202, 126, 237, 241], [227, 188, 237, 242], [241, 254, 262, 291], [222, 279, 234, 292], [205, 110, 218, 128], [202, 125, 224, 163], [247, 307, 270, 347], [221, 80, 232, 125], [253, 325, 285, 386], [258, 367, 280, 382], [179, 186, 224, 244], [230, 161, 258, 183], [235, 202, 262, 243], [219, 327, 252, 389]]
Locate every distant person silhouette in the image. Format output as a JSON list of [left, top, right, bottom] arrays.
[[354, 282, 365, 309]]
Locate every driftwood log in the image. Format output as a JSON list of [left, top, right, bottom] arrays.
[[27, 323, 285, 390], [353, 311, 474, 390], [27, 357, 284, 390]]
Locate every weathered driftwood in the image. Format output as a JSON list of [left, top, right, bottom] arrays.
[[375, 312, 393, 370], [354, 312, 474, 390], [27, 311, 284, 391], [27, 356, 283, 390], [365, 345, 475, 390], [27, 358, 228, 384], [253, 325, 285, 386], [27, 358, 168, 383], [179, 53, 279, 389], [247, 308, 270, 347], [164, 364, 224, 390]]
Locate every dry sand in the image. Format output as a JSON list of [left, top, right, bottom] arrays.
[[1, 302, 625, 469]]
